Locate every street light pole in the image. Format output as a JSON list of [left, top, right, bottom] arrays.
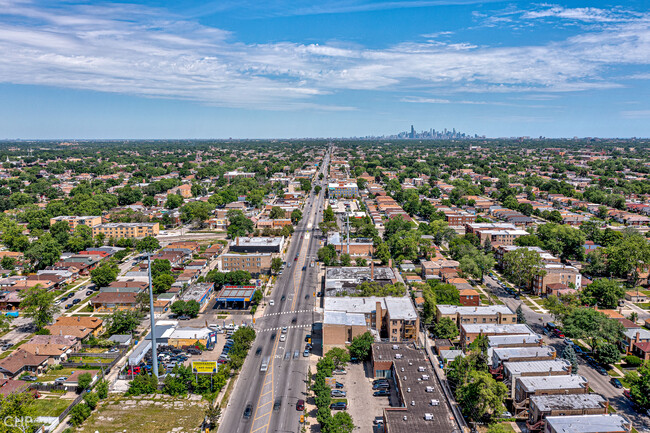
[[148, 253, 158, 378]]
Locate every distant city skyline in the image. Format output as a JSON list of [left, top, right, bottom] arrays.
[[0, 0, 648, 139]]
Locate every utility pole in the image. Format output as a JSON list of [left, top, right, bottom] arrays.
[[147, 253, 159, 378], [346, 211, 350, 255]]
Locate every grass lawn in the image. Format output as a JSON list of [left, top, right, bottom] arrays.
[[68, 356, 113, 364], [32, 397, 73, 418], [80, 396, 208, 433], [479, 423, 515, 433], [39, 367, 82, 382], [635, 303, 650, 310]]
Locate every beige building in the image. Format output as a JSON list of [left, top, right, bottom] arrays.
[[92, 222, 159, 239], [532, 264, 582, 295], [436, 304, 517, 326], [322, 296, 418, 351], [220, 253, 272, 275], [50, 215, 102, 230]]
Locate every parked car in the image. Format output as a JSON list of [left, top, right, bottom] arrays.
[[596, 366, 608, 376], [305, 334, 311, 342], [72, 298, 80, 304], [303, 350, 310, 357], [334, 382, 344, 389], [333, 369, 347, 375], [373, 379, 389, 385], [611, 378, 623, 388], [86, 290, 93, 296], [65, 303, 73, 309], [20, 375, 37, 381], [330, 402, 347, 410], [373, 390, 390, 397], [178, 315, 190, 320], [296, 399, 305, 411], [54, 377, 67, 383], [331, 390, 347, 397], [373, 383, 389, 390]]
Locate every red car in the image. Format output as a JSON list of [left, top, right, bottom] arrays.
[[296, 399, 305, 411]]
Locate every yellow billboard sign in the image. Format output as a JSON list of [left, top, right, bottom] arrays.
[[192, 361, 217, 373]]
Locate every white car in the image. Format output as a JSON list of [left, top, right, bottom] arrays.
[[280, 335, 286, 342], [269, 300, 275, 306]]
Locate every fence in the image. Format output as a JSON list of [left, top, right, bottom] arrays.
[[58, 393, 85, 423], [69, 351, 121, 359]]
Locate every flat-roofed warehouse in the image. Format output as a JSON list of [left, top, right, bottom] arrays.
[[527, 394, 609, 432], [371, 343, 458, 433]]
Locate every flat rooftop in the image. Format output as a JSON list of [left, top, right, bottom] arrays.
[[488, 334, 542, 347], [519, 375, 588, 392], [437, 304, 514, 316], [326, 266, 396, 282], [323, 311, 366, 326], [231, 236, 283, 246], [493, 346, 556, 362], [503, 359, 571, 376], [372, 343, 457, 433], [545, 414, 631, 433], [530, 394, 607, 412], [324, 296, 417, 321], [216, 286, 256, 301], [461, 323, 533, 334]]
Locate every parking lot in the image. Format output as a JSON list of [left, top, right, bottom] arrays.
[[335, 361, 396, 432]]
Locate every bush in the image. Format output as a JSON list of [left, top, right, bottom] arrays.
[[623, 355, 643, 367], [69, 403, 91, 427]]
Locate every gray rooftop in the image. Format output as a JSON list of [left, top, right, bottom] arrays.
[[437, 304, 514, 316], [488, 334, 542, 347], [503, 359, 571, 376], [530, 394, 607, 412], [461, 323, 534, 335], [323, 311, 366, 326], [493, 346, 556, 362], [324, 296, 417, 321], [518, 375, 588, 392], [545, 414, 631, 433], [326, 266, 396, 282]]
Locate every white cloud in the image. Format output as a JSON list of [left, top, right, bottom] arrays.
[[0, 0, 647, 110], [621, 110, 650, 119], [522, 6, 634, 23]]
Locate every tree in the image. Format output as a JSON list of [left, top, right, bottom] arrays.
[[502, 248, 546, 293], [595, 342, 621, 366], [227, 210, 254, 238], [561, 344, 579, 373], [0, 391, 36, 432], [456, 370, 507, 421], [269, 206, 285, 219], [142, 195, 156, 207], [91, 262, 119, 288], [317, 245, 337, 266], [165, 193, 184, 209], [585, 249, 609, 277], [170, 300, 200, 318], [50, 220, 71, 246], [96, 380, 109, 399], [78, 372, 93, 391], [430, 282, 460, 305], [69, 403, 92, 426], [433, 317, 459, 339], [136, 236, 160, 253], [67, 224, 94, 253], [19, 285, 57, 330], [151, 259, 171, 278], [606, 232, 650, 284], [153, 273, 174, 294], [323, 205, 336, 223], [581, 278, 625, 309], [319, 220, 338, 236], [516, 304, 526, 324], [348, 331, 374, 361], [329, 411, 354, 433], [0, 255, 16, 270], [125, 373, 159, 396], [630, 361, 650, 408], [339, 253, 351, 266], [291, 209, 302, 224], [563, 307, 624, 348], [271, 257, 283, 273], [25, 233, 62, 270], [205, 399, 222, 429], [108, 310, 141, 335], [324, 348, 350, 369]]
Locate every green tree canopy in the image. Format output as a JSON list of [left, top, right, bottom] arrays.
[[19, 285, 58, 330]]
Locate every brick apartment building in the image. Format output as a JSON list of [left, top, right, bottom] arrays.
[[50, 215, 102, 230], [220, 253, 272, 275], [532, 264, 582, 295]]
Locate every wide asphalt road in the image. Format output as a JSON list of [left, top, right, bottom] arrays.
[[219, 153, 329, 433]]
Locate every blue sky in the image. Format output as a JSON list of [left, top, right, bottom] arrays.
[[0, 0, 648, 138]]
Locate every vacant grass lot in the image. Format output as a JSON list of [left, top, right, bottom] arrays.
[[80, 395, 207, 433], [32, 397, 72, 418]]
